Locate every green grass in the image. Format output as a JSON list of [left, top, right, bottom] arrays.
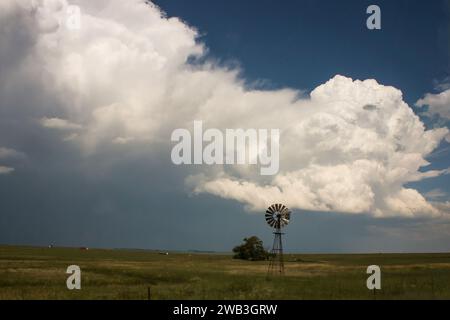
[[1, 245, 450, 299]]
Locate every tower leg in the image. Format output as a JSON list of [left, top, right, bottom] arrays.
[[267, 229, 284, 276]]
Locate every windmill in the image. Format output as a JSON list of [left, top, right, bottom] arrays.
[[265, 203, 291, 276]]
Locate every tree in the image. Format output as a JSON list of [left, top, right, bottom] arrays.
[[232, 236, 269, 261]]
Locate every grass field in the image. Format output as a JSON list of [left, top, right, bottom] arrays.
[[1, 245, 450, 300]]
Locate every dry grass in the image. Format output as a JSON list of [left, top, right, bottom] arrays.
[[1, 245, 450, 299]]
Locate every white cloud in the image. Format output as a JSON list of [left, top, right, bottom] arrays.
[[416, 88, 450, 120], [0, 147, 24, 159], [192, 75, 449, 218], [0, 147, 24, 174], [62, 132, 79, 141], [424, 188, 447, 200], [433, 77, 450, 91], [39, 117, 82, 130], [0, 166, 14, 175], [112, 136, 135, 144], [0, 0, 449, 218]]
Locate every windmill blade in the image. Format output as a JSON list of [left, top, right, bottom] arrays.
[[265, 204, 291, 229]]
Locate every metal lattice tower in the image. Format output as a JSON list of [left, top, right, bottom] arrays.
[[265, 204, 291, 276]]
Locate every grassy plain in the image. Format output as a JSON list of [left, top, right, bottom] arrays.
[[1, 245, 449, 299]]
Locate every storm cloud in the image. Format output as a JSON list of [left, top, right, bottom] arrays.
[[0, 0, 449, 221]]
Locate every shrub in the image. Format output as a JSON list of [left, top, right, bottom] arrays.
[[232, 236, 269, 261]]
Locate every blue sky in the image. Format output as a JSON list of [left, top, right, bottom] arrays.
[[0, 0, 449, 253], [155, 0, 449, 102]]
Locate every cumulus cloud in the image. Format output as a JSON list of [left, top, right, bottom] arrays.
[[39, 117, 82, 130], [433, 77, 450, 91], [0, 166, 14, 174], [0, 0, 449, 218], [112, 136, 135, 145], [424, 189, 447, 200], [416, 88, 450, 120], [416, 84, 450, 143], [0, 147, 24, 174], [0, 147, 24, 159]]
